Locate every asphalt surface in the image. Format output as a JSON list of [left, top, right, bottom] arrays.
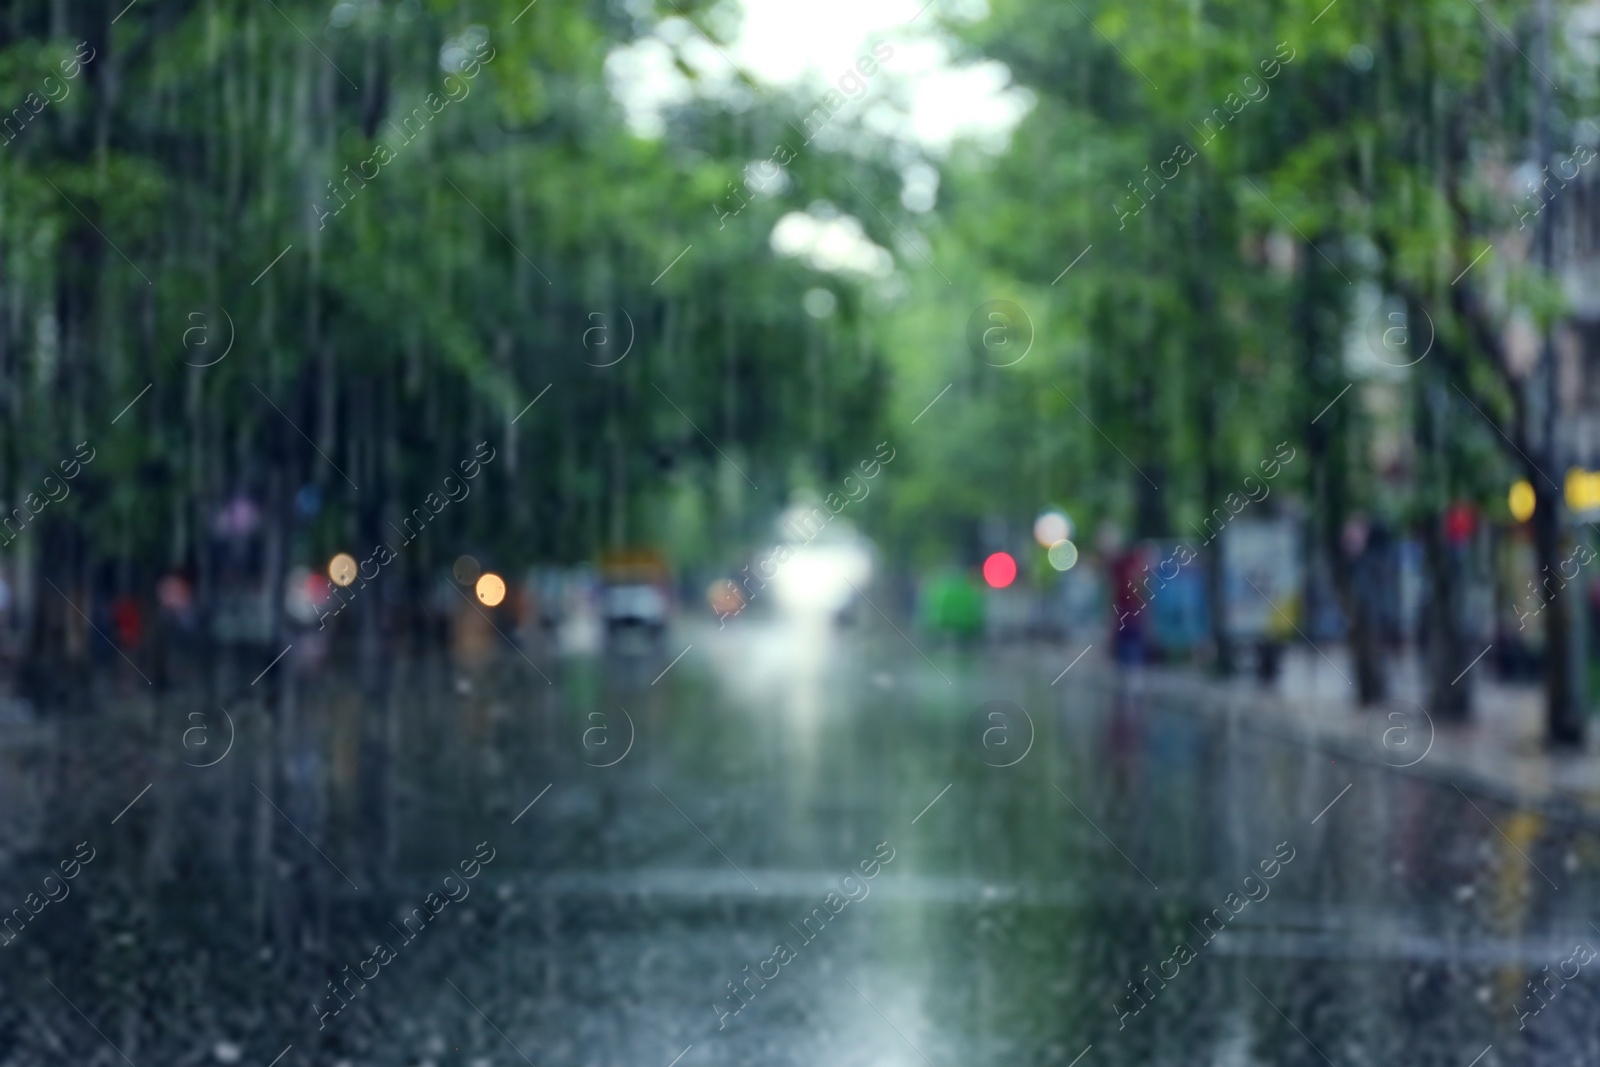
[[1, 616, 1597, 1067]]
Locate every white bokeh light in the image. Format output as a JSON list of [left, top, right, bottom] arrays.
[[1033, 509, 1072, 548], [771, 209, 895, 277]]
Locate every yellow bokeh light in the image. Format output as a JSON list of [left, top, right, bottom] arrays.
[[1567, 468, 1600, 514], [1509, 479, 1536, 523], [328, 552, 358, 587], [475, 572, 507, 607]]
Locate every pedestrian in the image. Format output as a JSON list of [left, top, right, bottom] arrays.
[[1109, 545, 1148, 666]]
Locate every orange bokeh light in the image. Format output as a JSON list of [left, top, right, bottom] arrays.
[[475, 572, 507, 607], [328, 553, 358, 587]]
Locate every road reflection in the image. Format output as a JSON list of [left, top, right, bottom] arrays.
[[0, 620, 1594, 1066]]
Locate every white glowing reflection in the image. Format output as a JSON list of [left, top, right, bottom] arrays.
[[770, 540, 873, 618]]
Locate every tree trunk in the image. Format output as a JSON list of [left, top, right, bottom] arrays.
[[1420, 511, 1469, 719], [1530, 0, 1583, 744], [1132, 376, 1165, 539], [1300, 234, 1383, 703], [1201, 453, 1232, 676], [1348, 530, 1390, 705], [1533, 481, 1584, 743], [1188, 201, 1233, 676], [1409, 356, 1470, 719]]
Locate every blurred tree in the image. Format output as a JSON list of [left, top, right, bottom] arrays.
[[893, 0, 1593, 742], [0, 0, 893, 677]]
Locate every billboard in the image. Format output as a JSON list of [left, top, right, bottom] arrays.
[[1222, 519, 1301, 640]]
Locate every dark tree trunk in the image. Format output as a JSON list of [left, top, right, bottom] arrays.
[[1132, 377, 1165, 539], [1200, 450, 1232, 676], [1531, 0, 1584, 748], [357, 374, 395, 879], [1189, 200, 1232, 675], [1299, 235, 1382, 703], [1533, 481, 1584, 743], [1413, 355, 1471, 719], [1344, 530, 1390, 706], [1419, 511, 1469, 719]]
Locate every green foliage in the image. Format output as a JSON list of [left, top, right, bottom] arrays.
[[0, 0, 893, 583], [870, 0, 1594, 562]]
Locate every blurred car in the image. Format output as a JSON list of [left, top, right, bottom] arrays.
[[767, 534, 873, 623], [599, 548, 671, 646]]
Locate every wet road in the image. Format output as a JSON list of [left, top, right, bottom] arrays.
[[2, 617, 1598, 1067]]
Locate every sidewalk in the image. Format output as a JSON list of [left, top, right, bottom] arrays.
[[1125, 644, 1600, 818]]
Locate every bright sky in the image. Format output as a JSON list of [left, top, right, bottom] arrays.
[[606, 0, 1033, 157], [605, 0, 1032, 280]]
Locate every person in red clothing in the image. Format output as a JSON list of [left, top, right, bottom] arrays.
[[1108, 542, 1149, 666], [111, 595, 143, 650]]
